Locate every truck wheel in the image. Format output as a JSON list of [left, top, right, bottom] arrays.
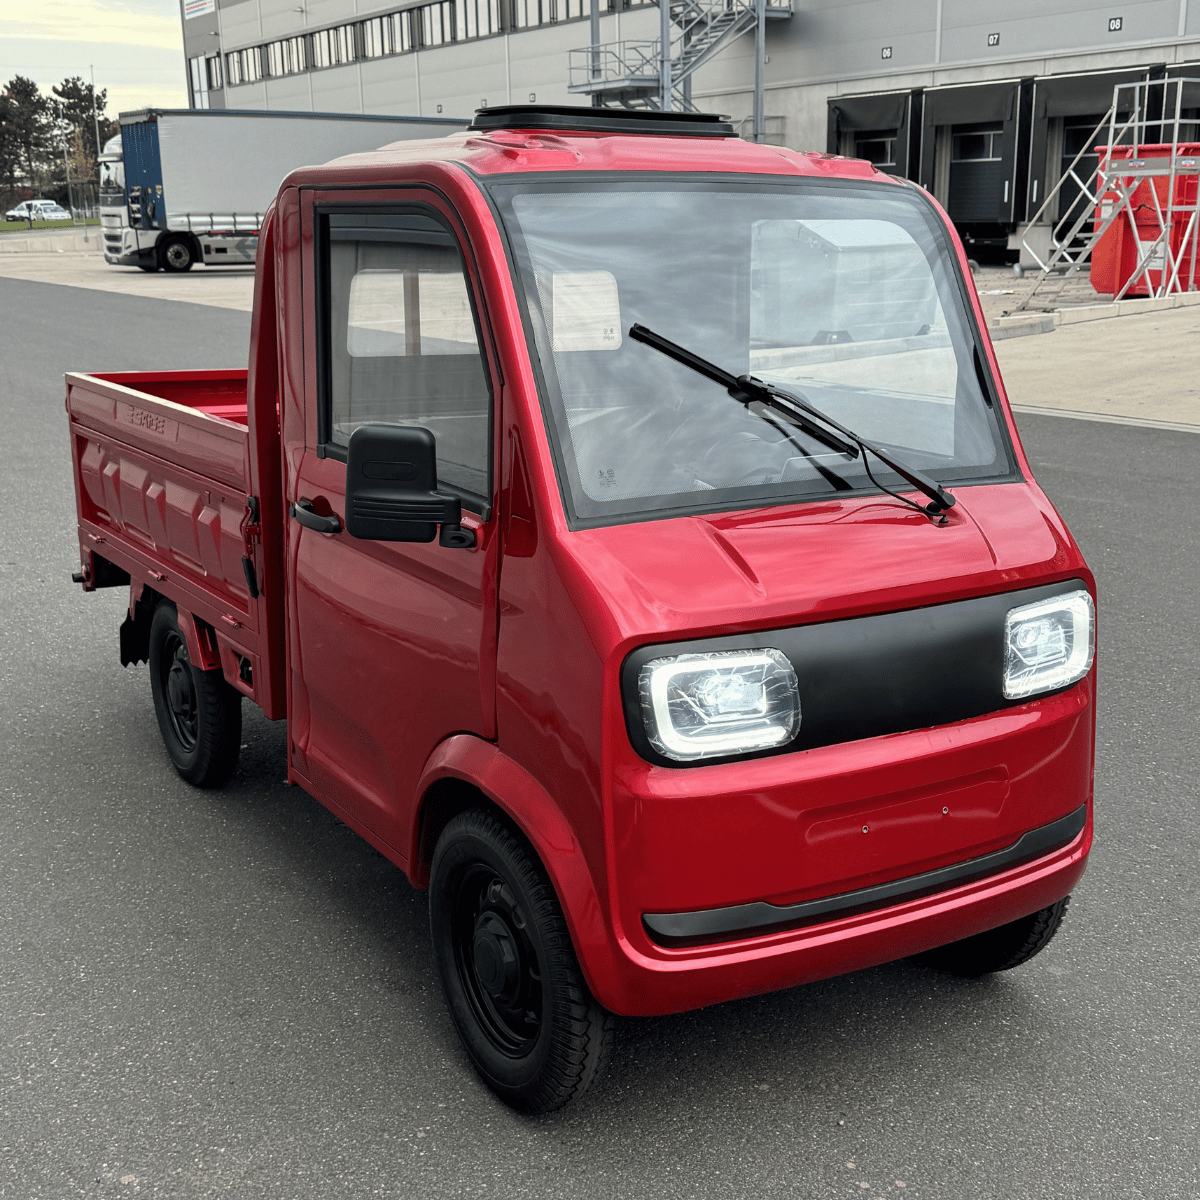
[[915, 897, 1070, 977], [148, 603, 241, 788], [430, 810, 613, 1113], [158, 234, 195, 273]]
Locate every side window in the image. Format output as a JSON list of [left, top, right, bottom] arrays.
[[323, 210, 492, 503]]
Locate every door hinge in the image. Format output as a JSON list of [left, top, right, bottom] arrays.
[[240, 494, 261, 599]]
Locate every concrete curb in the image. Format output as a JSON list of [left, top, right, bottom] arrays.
[[0, 230, 103, 254], [990, 288, 1200, 339], [991, 314, 1055, 340]]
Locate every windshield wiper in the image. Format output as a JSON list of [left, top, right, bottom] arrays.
[[629, 323, 956, 523]]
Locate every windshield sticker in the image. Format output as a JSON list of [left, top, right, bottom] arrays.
[[551, 272, 622, 352]]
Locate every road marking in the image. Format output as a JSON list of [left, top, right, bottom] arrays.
[[1010, 404, 1200, 434]]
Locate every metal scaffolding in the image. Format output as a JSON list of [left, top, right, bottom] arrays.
[[1013, 77, 1200, 313], [566, 0, 791, 138]]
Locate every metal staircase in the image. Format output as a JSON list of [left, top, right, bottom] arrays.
[[1012, 78, 1200, 313], [567, 0, 792, 114]]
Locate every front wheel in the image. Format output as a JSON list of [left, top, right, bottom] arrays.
[[157, 234, 195, 273], [915, 897, 1070, 977], [430, 810, 613, 1114], [148, 602, 241, 787]]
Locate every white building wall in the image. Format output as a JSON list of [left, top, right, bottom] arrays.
[[195, 0, 1200, 153], [310, 63, 371, 112], [686, 1, 1200, 155], [359, 55, 421, 113]]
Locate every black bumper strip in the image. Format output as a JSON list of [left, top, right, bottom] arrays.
[[642, 805, 1088, 947]]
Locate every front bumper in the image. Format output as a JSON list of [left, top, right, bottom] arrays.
[[103, 224, 157, 267], [596, 811, 1090, 1015], [644, 804, 1085, 945], [104, 247, 156, 267], [587, 675, 1094, 1016]]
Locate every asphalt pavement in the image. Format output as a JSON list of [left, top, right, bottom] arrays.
[[1, 275, 1197, 1199]]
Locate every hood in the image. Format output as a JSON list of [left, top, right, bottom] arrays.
[[563, 482, 1082, 646]]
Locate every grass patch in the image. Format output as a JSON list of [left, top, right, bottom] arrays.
[[0, 217, 101, 233]]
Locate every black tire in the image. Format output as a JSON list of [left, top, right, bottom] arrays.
[[147, 602, 241, 787], [915, 897, 1070, 977], [430, 809, 613, 1114], [158, 234, 195, 273]]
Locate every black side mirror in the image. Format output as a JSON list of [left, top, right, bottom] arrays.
[[345, 424, 474, 547]]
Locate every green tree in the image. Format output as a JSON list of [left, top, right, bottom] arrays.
[[52, 76, 117, 160], [0, 91, 19, 195], [1, 76, 52, 186]]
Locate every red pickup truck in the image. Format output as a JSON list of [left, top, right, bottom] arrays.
[[67, 105, 1096, 1114]]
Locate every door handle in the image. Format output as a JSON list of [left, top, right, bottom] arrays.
[[291, 498, 341, 535]]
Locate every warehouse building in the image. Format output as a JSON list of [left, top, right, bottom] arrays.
[[179, 0, 1200, 260]]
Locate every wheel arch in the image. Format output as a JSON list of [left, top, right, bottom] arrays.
[[411, 735, 624, 1007], [158, 230, 201, 270], [130, 586, 221, 673]]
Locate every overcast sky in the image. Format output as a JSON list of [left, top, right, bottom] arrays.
[[0, 0, 187, 118]]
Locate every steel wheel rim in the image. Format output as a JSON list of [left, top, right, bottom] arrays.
[[165, 242, 189, 269], [161, 631, 198, 751], [450, 863, 544, 1057]]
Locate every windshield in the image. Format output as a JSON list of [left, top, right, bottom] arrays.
[[492, 179, 1013, 526], [99, 157, 124, 205]]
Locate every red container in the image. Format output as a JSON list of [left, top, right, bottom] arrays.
[[1092, 143, 1200, 296]]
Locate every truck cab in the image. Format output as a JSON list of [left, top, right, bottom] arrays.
[[67, 105, 1095, 1114]]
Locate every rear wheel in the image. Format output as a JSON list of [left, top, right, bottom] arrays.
[[148, 603, 241, 787], [915, 897, 1070, 977], [430, 810, 613, 1113], [158, 234, 195, 273]]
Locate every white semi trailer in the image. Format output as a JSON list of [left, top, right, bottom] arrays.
[[101, 108, 467, 272]]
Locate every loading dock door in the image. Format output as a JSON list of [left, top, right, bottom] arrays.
[[919, 80, 1025, 225], [1054, 113, 1109, 237], [827, 91, 921, 179], [853, 129, 899, 171], [1027, 68, 1153, 215], [948, 125, 1006, 222]]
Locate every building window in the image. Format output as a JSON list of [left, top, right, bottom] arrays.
[[456, 0, 502, 41], [312, 23, 360, 67], [222, 0, 650, 87], [266, 34, 308, 78], [189, 55, 210, 108], [512, 0, 588, 27], [417, 2, 452, 47], [225, 46, 264, 85], [952, 128, 1003, 162], [854, 129, 897, 171], [361, 14, 413, 58]]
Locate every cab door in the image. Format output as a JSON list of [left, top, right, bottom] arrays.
[[286, 191, 501, 859]]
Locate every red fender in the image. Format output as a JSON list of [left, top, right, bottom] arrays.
[[411, 735, 628, 1011], [174, 605, 221, 672]]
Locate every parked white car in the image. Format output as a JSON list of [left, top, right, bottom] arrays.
[[4, 200, 59, 222]]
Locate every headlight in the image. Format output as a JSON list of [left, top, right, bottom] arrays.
[[638, 648, 800, 762], [1003, 589, 1095, 699]]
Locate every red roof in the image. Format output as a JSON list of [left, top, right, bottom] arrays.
[[286, 126, 894, 186]]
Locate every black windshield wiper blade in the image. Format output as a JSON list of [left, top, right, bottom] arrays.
[[629, 323, 956, 522], [628, 323, 858, 459]]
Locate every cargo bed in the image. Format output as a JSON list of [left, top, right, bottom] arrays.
[[66, 369, 282, 715]]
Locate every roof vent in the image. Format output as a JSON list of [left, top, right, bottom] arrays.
[[467, 104, 736, 137]]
